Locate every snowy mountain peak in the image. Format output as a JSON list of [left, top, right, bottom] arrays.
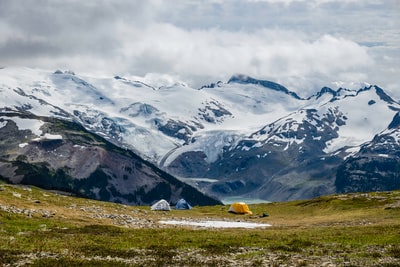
[[309, 85, 399, 107], [1, 67, 400, 202], [227, 74, 302, 99], [388, 112, 400, 129], [313, 86, 338, 99], [113, 75, 156, 90], [54, 69, 75, 75], [372, 85, 398, 105], [199, 81, 223, 89]]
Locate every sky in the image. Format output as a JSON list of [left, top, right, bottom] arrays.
[[0, 0, 399, 98]]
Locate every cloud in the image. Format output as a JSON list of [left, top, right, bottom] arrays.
[[0, 0, 398, 97], [118, 25, 373, 90]]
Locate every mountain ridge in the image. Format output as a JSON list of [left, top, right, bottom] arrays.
[[0, 110, 221, 206], [227, 74, 302, 100], [0, 67, 399, 202]]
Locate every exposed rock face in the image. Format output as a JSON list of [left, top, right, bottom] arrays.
[[1, 67, 400, 203], [336, 113, 400, 193], [0, 113, 220, 206]]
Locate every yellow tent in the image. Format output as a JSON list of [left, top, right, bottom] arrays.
[[228, 202, 252, 215]]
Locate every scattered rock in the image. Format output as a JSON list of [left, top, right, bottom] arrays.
[[12, 192, 22, 198], [0, 204, 55, 218], [384, 200, 400, 209]]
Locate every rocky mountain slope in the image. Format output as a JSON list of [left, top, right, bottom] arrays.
[[0, 67, 399, 202], [0, 112, 220, 206], [178, 85, 400, 201], [336, 112, 400, 193]]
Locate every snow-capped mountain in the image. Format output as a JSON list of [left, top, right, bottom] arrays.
[[0, 67, 399, 202], [0, 113, 220, 206], [336, 112, 400, 194]]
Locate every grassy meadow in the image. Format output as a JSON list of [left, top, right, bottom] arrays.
[[0, 181, 399, 266]]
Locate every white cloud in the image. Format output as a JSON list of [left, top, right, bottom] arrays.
[[0, 0, 398, 98], [114, 24, 373, 95]]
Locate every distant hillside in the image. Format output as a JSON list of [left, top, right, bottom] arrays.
[[0, 112, 220, 206]]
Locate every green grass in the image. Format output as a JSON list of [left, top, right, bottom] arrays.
[[1, 183, 400, 266]]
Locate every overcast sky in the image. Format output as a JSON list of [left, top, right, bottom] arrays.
[[0, 0, 399, 97]]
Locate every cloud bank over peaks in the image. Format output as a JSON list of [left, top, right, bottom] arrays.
[[0, 0, 397, 98], [0, 21, 375, 97], [119, 25, 373, 95]]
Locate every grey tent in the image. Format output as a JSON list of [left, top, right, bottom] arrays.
[[150, 199, 171, 211], [174, 198, 192, 210]]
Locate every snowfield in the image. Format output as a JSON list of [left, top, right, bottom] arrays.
[[1, 67, 398, 167], [159, 220, 271, 228], [1, 67, 400, 202]]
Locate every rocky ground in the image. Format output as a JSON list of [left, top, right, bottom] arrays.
[[1, 185, 400, 266], [2, 201, 399, 267], [6, 245, 399, 267]]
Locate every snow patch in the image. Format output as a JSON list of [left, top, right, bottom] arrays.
[[343, 146, 360, 159], [32, 133, 63, 141], [19, 143, 28, 148], [6, 117, 44, 136], [159, 220, 271, 228], [378, 154, 389, 158], [0, 120, 7, 128], [73, 144, 86, 149]]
